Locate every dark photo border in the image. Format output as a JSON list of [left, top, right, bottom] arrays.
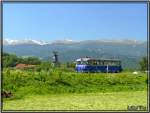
[[0, 0, 149, 112]]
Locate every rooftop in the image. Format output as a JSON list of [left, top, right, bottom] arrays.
[[75, 58, 121, 62]]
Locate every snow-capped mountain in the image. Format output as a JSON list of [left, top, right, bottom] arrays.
[[3, 39, 49, 45], [3, 38, 77, 45], [79, 39, 143, 45], [3, 38, 144, 45], [51, 38, 77, 44]]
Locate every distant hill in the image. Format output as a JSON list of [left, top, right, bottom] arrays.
[[3, 39, 147, 70]]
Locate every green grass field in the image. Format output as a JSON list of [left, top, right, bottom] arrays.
[[3, 69, 148, 95], [2, 69, 148, 111], [3, 91, 147, 111]]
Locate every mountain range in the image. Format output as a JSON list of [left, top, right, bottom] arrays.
[[3, 39, 147, 70], [3, 38, 144, 45]]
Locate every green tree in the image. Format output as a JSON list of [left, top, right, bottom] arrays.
[[3, 53, 42, 67], [3, 53, 18, 67], [139, 56, 148, 71], [21, 57, 41, 65]]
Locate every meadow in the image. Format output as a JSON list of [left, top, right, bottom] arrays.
[[2, 68, 148, 111], [3, 91, 147, 110]]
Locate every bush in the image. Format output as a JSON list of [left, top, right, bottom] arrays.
[[35, 62, 52, 71]]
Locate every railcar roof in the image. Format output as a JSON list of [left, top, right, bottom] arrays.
[[76, 58, 121, 62]]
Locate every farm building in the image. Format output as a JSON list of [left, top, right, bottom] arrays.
[[15, 63, 36, 69]]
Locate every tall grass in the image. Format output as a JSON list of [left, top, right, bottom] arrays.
[[3, 68, 147, 99]]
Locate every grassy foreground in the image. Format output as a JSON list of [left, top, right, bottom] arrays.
[[3, 69, 148, 111], [3, 91, 147, 111]]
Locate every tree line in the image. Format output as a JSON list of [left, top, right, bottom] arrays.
[[3, 53, 42, 67], [2, 53, 75, 72], [2, 52, 148, 71]]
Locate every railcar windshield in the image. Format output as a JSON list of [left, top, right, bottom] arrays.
[[76, 61, 88, 65]]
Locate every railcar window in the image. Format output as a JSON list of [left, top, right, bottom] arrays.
[[112, 61, 116, 66], [104, 61, 108, 65], [87, 61, 90, 65], [97, 61, 99, 65], [98, 61, 103, 66], [117, 61, 121, 65], [77, 60, 121, 66], [88, 60, 94, 65], [77, 61, 81, 65], [93, 60, 97, 65], [81, 61, 87, 65]]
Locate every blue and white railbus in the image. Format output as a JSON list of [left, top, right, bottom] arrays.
[[75, 58, 122, 73]]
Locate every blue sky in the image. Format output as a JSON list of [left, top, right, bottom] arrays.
[[3, 3, 147, 42]]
